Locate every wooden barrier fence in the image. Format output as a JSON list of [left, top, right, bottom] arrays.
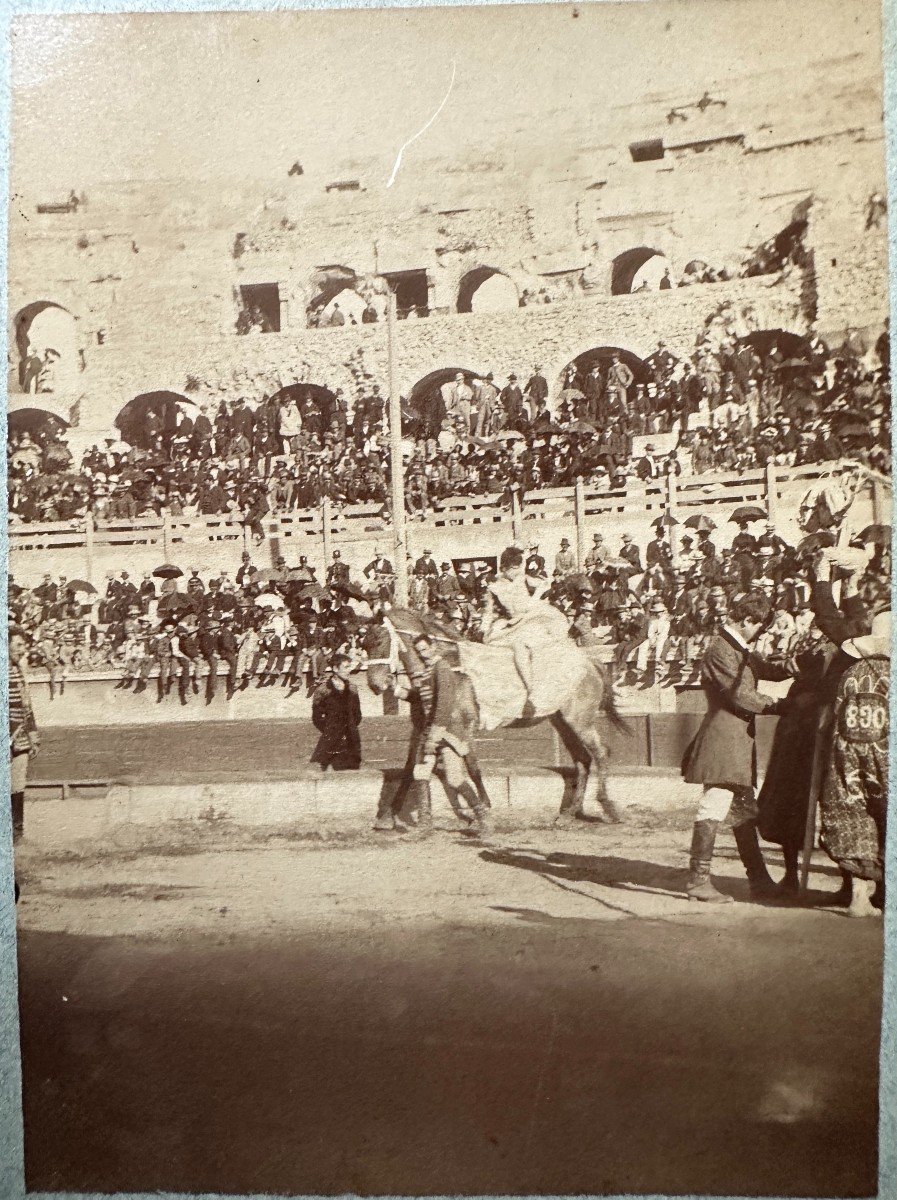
[[8, 459, 889, 581]]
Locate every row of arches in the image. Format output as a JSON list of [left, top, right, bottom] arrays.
[[8, 327, 815, 450]]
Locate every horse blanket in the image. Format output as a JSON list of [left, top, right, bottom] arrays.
[[457, 638, 593, 730]]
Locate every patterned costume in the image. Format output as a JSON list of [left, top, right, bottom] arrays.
[[820, 654, 889, 882]]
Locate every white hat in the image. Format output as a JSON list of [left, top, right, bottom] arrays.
[[844, 610, 891, 660]]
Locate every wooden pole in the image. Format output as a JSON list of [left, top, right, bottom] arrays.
[[510, 486, 522, 542], [387, 290, 409, 606], [84, 511, 95, 583], [322, 493, 332, 568], [162, 510, 172, 562], [666, 470, 678, 567], [764, 462, 778, 527], [574, 476, 586, 569]]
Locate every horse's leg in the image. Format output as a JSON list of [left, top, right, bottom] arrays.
[[576, 723, 626, 823], [551, 713, 589, 825], [557, 699, 626, 825]]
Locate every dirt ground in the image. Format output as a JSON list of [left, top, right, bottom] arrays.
[[14, 810, 884, 1197]]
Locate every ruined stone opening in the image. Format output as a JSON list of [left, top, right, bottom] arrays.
[[743, 219, 809, 277], [561, 346, 652, 392], [13, 301, 78, 394], [307, 266, 362, 327], [611, 248, 673, 295], [114, 391, 196, 450], [7, 407, 69, 441], [236, 283, 281, 334], [407, 367, 482, 433], [383, 270, 430, 318], [457, 268, 519, 314]]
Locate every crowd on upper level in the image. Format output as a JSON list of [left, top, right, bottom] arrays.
[[6, 320, 890, 529], [8, 497, 891, 699]]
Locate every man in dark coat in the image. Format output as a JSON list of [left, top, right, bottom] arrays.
[[310, 656, 362, 771], [499, 375, 525, 428], [681, 593, 789, 903], [619, 533, 642, 574]]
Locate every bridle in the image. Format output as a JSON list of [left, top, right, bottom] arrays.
[[365, 615, 410, 686]]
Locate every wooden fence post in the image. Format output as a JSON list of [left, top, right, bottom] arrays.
[[764, 462, 778, 527], [162, 510, 172, 562], [84, 511, 95, 583], [574, 476, 586, 569], [322, 494, 333, 567], [510, 487, 522, 542], [666, 471, 678, 567]]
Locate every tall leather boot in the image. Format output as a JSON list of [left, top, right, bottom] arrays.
[[686, 819, 734, 903], [733, 820, 778, 900]]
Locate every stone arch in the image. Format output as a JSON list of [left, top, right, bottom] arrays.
[[319, 286, 367, 326], [12, 300, 79, 393], [265, 382, 340, 434], [306, 265, 361, 325], [610, 247, 673, 295], [456, 267, 520, 314], [407, 367, 484, 434], [555, 345, 655, 407], [7, 406, 69, 440], [114, 390, 197, 449]]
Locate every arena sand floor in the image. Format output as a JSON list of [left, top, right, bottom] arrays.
[[13, 810, 884, 1198]]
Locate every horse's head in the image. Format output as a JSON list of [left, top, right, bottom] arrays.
[[362, 620, 396, 695]]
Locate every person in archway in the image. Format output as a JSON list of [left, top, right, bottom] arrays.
[[604, 353, 634, 414], [20, 348, 43, 393], [499, 374, 524, 429], [524, 364, 548, 411]]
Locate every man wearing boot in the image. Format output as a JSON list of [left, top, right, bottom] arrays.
[[681, 593, 789, 903], [9, 626, 39, 901], [414, 635, 492, 837]]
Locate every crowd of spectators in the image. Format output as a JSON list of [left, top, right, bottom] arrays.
[[9, 502, 891, 699], [7, 321, 889, 532]]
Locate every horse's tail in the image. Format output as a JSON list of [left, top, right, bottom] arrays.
[[594, 661, 632, 736]]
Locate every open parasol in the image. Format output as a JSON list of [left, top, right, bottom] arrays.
[[559, 388, 586, 403], [255, 567, 284, 582], [332, 581, 372, 602], [299, 582, 328, 601], [158, 592, 191, 614], [683, 514, 717, 532], [494, 430, 524, 442], [830, 408, 869, 425], [567, 419, 598, 434], [858, 523, 892, 546], [254, 593, 286, 609], [838, 424, 873, 442], [729, 505, 767, 523], [152, 563, 184, 579], [65, 579, 97, 595], [797, 531, 837, 554], [652, 512, 679, 528]]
